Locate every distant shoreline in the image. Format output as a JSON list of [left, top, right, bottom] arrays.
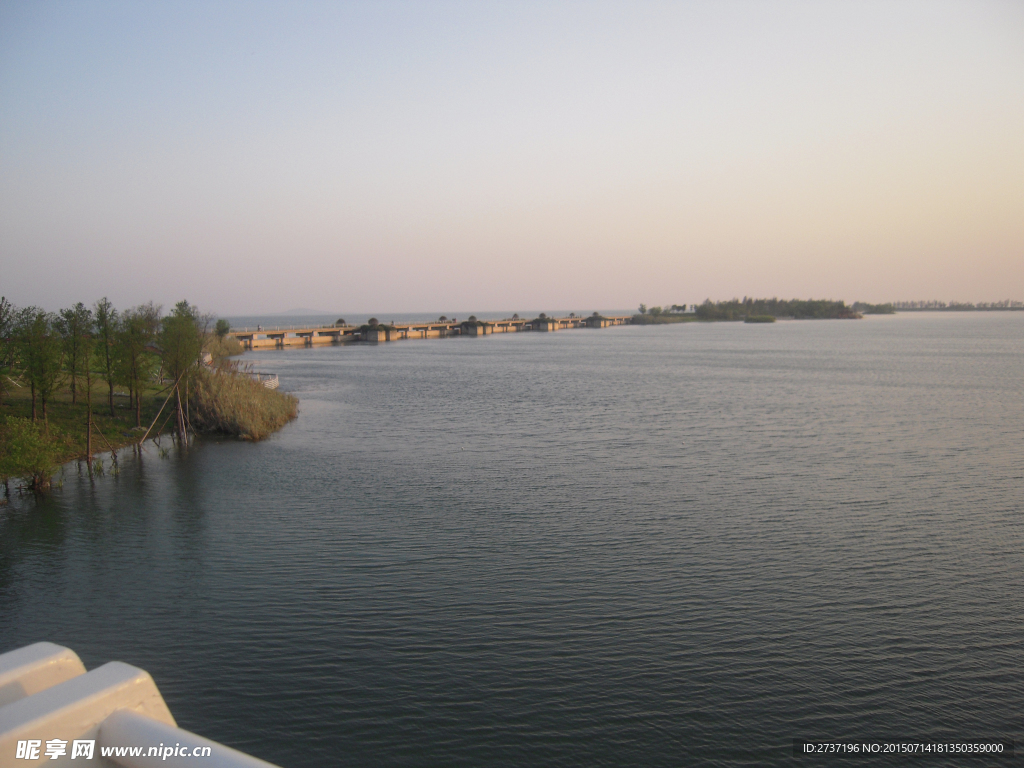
[[890, 306, 1024, 312]]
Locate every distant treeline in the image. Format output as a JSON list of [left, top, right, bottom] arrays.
[[637, 298, 1023, 319], [892, 300, 1023, 311], [693, 298, 860, 321], [851, 302, 895, 315]]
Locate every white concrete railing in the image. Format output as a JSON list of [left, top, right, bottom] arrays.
[[0, 643, 280, 768]]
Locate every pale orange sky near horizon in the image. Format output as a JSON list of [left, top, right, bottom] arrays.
[[1, 1, 1022, 315]]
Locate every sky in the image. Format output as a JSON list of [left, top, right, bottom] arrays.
[[1, 0, 1022, 316]]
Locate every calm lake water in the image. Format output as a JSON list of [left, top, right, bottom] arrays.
[[2, 314, 1022, 767]]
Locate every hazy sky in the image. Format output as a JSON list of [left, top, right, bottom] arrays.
[[1, 1, 1022, 315]]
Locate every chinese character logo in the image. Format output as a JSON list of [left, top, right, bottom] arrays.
[[44, 739, 68, 760], [16, 740, 41, 760], [71, 740, 96, 759]]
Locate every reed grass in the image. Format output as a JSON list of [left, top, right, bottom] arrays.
[[205, 334, 244, 362], [191, 366, 298, 440]]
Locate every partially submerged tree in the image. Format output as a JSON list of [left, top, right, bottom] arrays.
[[159, 301, 206, 438], [0, 416, 65, 491]]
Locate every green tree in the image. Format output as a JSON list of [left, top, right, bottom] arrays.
[[93, 297, 119, 417], [57, 303, 98, 458], [0, 296, 18, 407], [638, 304, 647, 315], [17, 308, 63, 424], [57, 302, 93, 405], [160, 301, 206, 437], [215, 318, 230, 338], [117, 303, 161, 428]]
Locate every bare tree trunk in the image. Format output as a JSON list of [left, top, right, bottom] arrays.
[[108, 379, 115, 417], [70, 355, 77, 405], [176, 387, 186, 442], [86, 366, 92, 462]]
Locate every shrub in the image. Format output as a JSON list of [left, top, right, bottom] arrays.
[[0, 416, 68, 490]]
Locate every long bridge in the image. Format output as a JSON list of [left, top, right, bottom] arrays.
[[228, 314, 631, 350]]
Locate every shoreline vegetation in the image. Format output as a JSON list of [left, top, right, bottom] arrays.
[[631, 298, 1024, 324], [0, 296, 298, 493], [890, 300, 1023, 311], [632, 298, 865, 323]]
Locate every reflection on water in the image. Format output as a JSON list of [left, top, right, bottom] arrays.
[[2, 314, 1022, 767]]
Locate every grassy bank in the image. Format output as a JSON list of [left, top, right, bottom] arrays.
[[0, 380, 171, 491], [1, 366, 299, 491], [1, 378, 169, 462]]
